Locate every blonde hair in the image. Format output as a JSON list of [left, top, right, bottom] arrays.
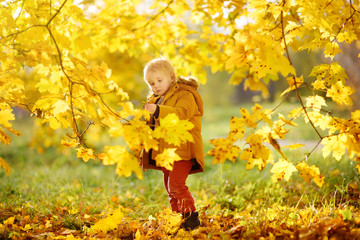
[[143, 58, 175, 84]]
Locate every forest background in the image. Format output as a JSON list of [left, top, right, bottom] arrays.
[[1, 0, 360, 239]]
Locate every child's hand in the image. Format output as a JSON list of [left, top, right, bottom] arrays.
[[144, 103, 157, 114]]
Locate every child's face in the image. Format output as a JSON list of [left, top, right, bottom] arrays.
[[147, 71, 173, 96]]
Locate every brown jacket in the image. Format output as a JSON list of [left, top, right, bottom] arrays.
[[141, 77, 204, 174]]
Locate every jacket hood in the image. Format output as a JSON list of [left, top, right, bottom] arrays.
[[176, 76, 199, 89], [175, 76, 203, 116]]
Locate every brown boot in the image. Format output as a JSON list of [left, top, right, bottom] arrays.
[[181, 211, 200, 230]]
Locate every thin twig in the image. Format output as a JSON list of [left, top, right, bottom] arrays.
[[280, 9, 323, 141], [132, 0, 174, 31], [331, 1, 358, 43]]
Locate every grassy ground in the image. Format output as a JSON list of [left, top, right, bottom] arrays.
[[1, 103, 360, 239]]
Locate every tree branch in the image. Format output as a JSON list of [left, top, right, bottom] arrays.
[[132, 0, 174, 31], [281, 9, 323, 140]]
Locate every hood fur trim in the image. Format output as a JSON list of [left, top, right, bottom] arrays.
[[176, 76, 199, 89]]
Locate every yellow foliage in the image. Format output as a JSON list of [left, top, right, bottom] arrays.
[[0, 107, 15, 129], [91, 208, 124, 233], [321, 134, 347, 161], [154, 148, 182, 171], [53, 100, 70, 116], [1, 0, 360, 185], [240, 134, 272, 171], [296, 162, 325, 187], [270, 159, 297, 183], [3, 216, 15, 226], [0, 157, 11, 176], [153, 113, 194, 147], [326, 81, 354, 106], [306, 96, 327, 111], [156, 208, 182, 234], [280, 76, 304, 97], [208, 137, 241, 164], [76, 147, 96, 163], [97, 145, 143, 179], [61, 139, 78, 148]]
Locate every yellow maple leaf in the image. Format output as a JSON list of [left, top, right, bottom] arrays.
[[98, 145, 128, 165], [91, 208, 123, 233], [53, 100, 70, 116], [65, 234, 81, 240], [156, 208, 182, 234], [326, 81, 354, 106], [296, 161, 324, 187], [3, 216, 15, 226], [208, 137, 240, 164], [97, 146, 143, 179], [280, 76, 304, 97], [288, 107, 303, 120], [306, 96, 327, 112], [240, 108, 257, 128], [240, 133, 272, 171], [154, 148, 182, 171], [0, 157, 11, 176], [279, 113, 297, 127], [351, 110, 360, 120], [102, 116, 124, 137], [48, 117, 61, 130], [321, 134, 347, 161], [76, 147, 95, 162], [229, 116, 246, 140], [116, 153, 143, 180], [0, 108, 15, 128], [61, 139, 78, 148], [20, 224, 32, 232], [345, 134, 360, 158], [153, 113, 194, 146], [270, 159, 297, 183], [123, 119, 158, 152], [324, 42, 342, 60], [0, 129, 11, 145]]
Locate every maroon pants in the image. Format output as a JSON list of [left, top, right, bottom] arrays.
[[162, 160, 196, 213]]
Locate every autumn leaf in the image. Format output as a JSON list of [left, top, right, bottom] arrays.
[[268, 133, 287, 160], [123, 119, 158, 152], [156, 208, 182, 234], [153, 113, 194, 146], [270, 159, 297, 183], [0, 107, 15, 128], [3, 216, 15, 226], [306, 96, 327, 112], [280, 76, 304, 97], [0, 128, 11, 145], [76, 147, 96, 162], [240, 133, 272, 171], [326, 81, 354, 106], [321, 134, 347, 161], [116, 153, 143, 180], [91, 208, 124, 233], [208, 137, 241, 164], [53, 100, 70, 116], [98, 145, 143, 179], [154, 148, 182, 171], [0, 157, 11, 176], [296, 161, 325, 187], [61, 139, 78, 148]]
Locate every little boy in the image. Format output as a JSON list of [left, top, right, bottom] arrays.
[[141, 58, 204, 230]]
